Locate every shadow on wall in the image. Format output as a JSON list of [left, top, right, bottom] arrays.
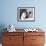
[[0, 24, 7, 43]]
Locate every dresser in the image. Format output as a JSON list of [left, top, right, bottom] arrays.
[[24, 32, 45, 46], [2, 32, 45, 46]]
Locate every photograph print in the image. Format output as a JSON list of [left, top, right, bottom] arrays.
[[17, 7, 35, 22]]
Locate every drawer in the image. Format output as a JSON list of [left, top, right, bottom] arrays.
[[3, 37, 23, 46], [3, 42, 15, 46], [31, 44, 44, 46], [24, 32, 44, 36], [32, 36, 45, 44], [3, 32, 23, 36], [3, 36, 23, 44], [24, 36, 32, 46], [3, 43, 23, 46], [24, 36, 32, 40]]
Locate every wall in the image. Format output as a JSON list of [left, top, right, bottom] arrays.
[[0, 0, 46, 43], [0, 0, 46, 30]]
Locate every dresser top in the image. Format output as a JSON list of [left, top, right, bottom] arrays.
[[15, 29, 44, 32]]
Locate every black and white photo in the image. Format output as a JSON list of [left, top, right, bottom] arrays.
[[17, 7, 35, 22]]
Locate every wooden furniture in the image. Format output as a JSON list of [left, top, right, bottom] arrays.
[[24, 32, 45, 46], [2, 32, 45, 46], [2, 32, 24, 46]]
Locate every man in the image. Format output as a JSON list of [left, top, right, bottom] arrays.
[[20, 9, 28, 20]]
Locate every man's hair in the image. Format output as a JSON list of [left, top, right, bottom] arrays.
[[20, 9, 28, 19]]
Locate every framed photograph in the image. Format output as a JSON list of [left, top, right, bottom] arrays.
[[17, 7, 35, 22]]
